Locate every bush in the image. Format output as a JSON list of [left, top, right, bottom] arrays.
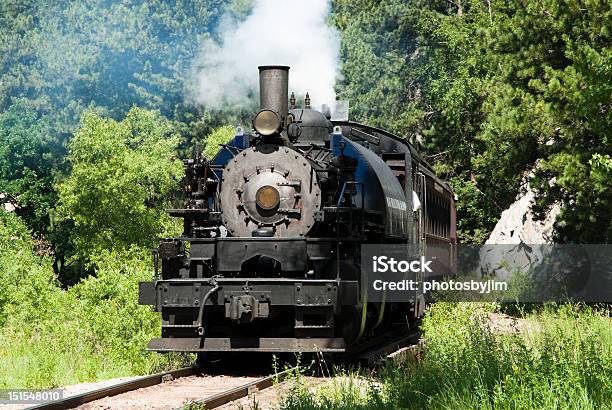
[[0, 212, 187, 388], [0, 212, 58, 327]]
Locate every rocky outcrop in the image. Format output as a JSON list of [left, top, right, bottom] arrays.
[[0, 192, 17, 212], [480, 185, 560, 279], [485, 187, 560, 245]]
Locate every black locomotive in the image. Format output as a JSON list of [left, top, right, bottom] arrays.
[[138, 66, 456, 354]]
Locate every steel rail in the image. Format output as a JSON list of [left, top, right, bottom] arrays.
[[24, 366, 199, 410], [356, 329, 422, 365], [183, 366, 298, 410]]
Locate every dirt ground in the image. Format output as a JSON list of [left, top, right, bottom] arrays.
[[76, 374, 260, 410], [486, 312, 537, 334]]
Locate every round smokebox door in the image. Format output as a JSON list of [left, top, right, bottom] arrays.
[[219, 147, 321, 237]]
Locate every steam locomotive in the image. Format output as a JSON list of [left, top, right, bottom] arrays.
[[138, 66, 456, 354]]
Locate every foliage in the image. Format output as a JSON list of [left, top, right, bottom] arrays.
[[488, 0, 611, 243], [0, 211, 188, 388], [203, 125, 236, 159], [56, 108, 183, 260], [333, 0, 612, 243], [0, 0, 607, 251], [0, 212, 57, 327], [281, 303, 612, 410], [0, 101, 65, 235], [0, 0, 249, 240], [0, 0, 230, 123], [1, 0, 606, 247]]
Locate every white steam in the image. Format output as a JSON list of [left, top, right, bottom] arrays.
[[191, 0, 340, 111]]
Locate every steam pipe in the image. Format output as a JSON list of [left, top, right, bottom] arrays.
[[196, 276, 220, 336]]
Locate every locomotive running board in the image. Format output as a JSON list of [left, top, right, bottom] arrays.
[[147, 337, 346, 352]]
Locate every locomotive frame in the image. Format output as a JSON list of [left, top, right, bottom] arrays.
[[138, 66, 456, 354]]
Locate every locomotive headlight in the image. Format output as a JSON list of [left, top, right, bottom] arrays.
[[256, 185, 280, 210], [253, 110, 282, 136]]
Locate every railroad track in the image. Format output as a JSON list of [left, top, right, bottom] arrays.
[[22, 364, 293, 410], [183, 366, 297, 410], [24, 330, 420, 410], [23, 367, 200, 410]]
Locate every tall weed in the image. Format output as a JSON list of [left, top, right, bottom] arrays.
[[281, 303, 612, 409]]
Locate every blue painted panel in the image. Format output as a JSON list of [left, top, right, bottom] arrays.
[[332, 133, 381, 212], [210, 134, 249, 167], [209, 134, 250, 183], [332, 133, 409, 239]]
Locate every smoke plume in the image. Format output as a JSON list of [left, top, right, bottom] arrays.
[[190, 0, 340, 111]]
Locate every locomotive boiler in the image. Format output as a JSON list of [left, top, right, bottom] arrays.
[[138, 66, 456, 354]]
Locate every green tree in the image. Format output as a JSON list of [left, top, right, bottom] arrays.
[[0, 101, 64, 234], [503, 1, 612, 242], [0, 0, 230, 123], [334, 0, 611, 243], [57, 108, 183, 260], [332, 0, 424, 135]]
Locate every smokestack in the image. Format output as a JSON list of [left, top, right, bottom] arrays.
[[258, 65, 289, 118]]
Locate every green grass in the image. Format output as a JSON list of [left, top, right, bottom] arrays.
[[281, 303, 612, 410], [0, 212, 189, 388]]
